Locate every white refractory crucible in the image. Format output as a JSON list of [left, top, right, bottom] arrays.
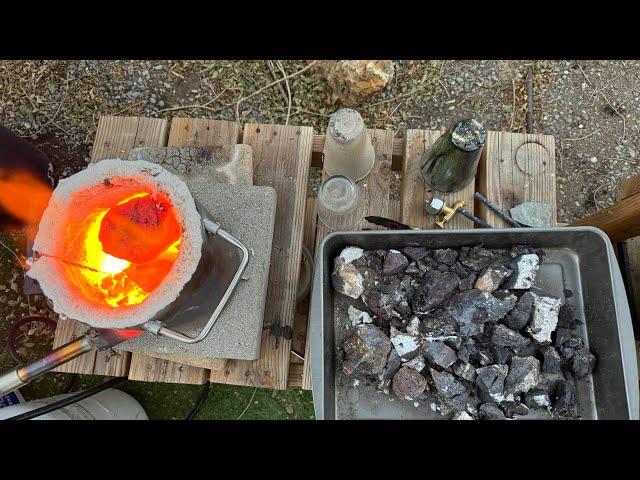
[[323, 108, 375, 182], [27, 159, 203, 329]]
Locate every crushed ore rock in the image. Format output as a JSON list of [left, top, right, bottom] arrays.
[[383, 249, 409, 275], [505, 254, 540, 289], [342, 324, 392, 376], [523, 388, 551, 409], [433, 248, 459, 266], [390, 326, 421, 360], [411, 270, 460, 313], [479, 403, 506, 420], [392, 366, 428, 400], [379, 348, 402, 381], [501, 401, 530, 418], [458, 245, 507, 271], [422, 340, 457, 368], [339, 246, 364, 264], [491, 324, 531, 350], [490, 345, 513, 365], [419, 309, 459, 336], [445, 336, 463, 350], [452, 411, 474, 420], [430, 369, 467, 398], [362, 290, 395, 320], [505, 356, 541, 396], [475, 265, 512, 292], [554, 380, 577, 417], [540, 346, 563, 373], [503, 291, 534, 330], [453, 361, 477, 382], [406, 316, 420, 334], [571, 348, 596, 378], [402, 246, 428, 262], [447, 289, 516, 335], [332, 261, 364, 299], [557, 303, 582, 329], [476, 364, 510, 402], [348, 305, 373, 326], [527, 287, 562, 343], [459, 273, 477, 291], [457, 337, 478, 364], [403, 354, 426, 372]]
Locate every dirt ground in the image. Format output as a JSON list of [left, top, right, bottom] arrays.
[[1, 60, 637, 418]]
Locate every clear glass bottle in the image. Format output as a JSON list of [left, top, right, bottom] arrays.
[[317, 175, 365, 231]]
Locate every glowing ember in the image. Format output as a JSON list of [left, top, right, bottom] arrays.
[[65, 191, 181, 308]]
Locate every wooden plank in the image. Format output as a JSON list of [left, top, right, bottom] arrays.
[[311, 134, 404, 171], [570, 192, 640, 242], [301, 129, 394, 391], [52, 116, 168, 375], [127, 117, 246, 385], [127, 354, 208, 384], [209, 123, 313, 389], [401, 129, 475, 229], [477, 132, 556, 228], [618, 172, 640, 201], [389, 198, 401, 222], [167, 117, 240, 146]]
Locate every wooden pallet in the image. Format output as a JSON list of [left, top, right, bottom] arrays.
[[51, 114, 557, 392]]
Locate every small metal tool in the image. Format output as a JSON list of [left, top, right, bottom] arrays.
[[474, 192, 523, 227], [426, 197, 492, 229], [365, 216, 416, 230]]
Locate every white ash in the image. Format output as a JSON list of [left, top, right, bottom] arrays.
[[507, 254, 539, 289], [527, 287, 562, 343], [348, 305, 373, 326]]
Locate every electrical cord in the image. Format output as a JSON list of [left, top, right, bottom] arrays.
[[185, 382, 211, 420], [6, 377, 127, 421]]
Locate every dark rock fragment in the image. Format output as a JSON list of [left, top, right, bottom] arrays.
[[402, 246, 428, 262], [476, 364, 509, 402], [430, 369, 467, 398], [540, 346, 563, 373], [342, 324, 392, 376], [503, 291, 534, 330], [523, 388, 551, 409], [379, 348, 402, 382], [571, 348, 596, 379], [453, 361, 477, 382], [411, 270, 460, 313], [505, 356, 541, 396], [433, 248, 459, 266], [554, 380, 577, 417], [392, 366, 428, 400], [479, 403, 506, 420], [490, 345, 513, 365], [419, 310, 459, 337], [459, 273, 477, 291], [422, 340, 458, 368], [362, 290, 394, 320], [491, 324, 531, 349], [458, 245, 505, 272], [501, 401, 530, 418], [557, 304, 581, 329], [510, 245, 536, 258], [445, 336, 463, 350], [457, 338, 478, 364], [383, 249, 409, 275], [447, 290, 517, 336]]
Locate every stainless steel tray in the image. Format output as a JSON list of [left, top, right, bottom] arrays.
[[309, 227, 639, 420]]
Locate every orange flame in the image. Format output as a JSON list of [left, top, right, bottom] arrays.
[[63, 192, 181, 308], [0, 168, 52, 236]]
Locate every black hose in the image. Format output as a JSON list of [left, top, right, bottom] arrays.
[[6, 377, 127, 421], [185, 382, 211, 420]]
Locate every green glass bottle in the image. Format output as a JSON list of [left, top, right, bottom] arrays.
[[420, 118, 486, 193]]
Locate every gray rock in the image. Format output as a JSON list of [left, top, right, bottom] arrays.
[[571, 348, 596, 379], [453, 361, 477, 382], [505, 356, 541, 396], [348, 305, 373, 326], [540, 346, 563, 373], [332, 261, 364, 299], [342, 324, 392, 376], [433, 248, 458, 266], [390, 326, 421, 360], [474, 265, 513, 292], [479, 403, 506, 420], [458, 245, 505, 271], [505, 254, 540, 289], [379, 348, 402, 381], [459, 273, 477, 291], [510, 202, 552, 228], [402, 246, 428, 262], [491, 324, 531, 349], [490, 345, 513, 365], [447, 289, 517, 336], [430, 369, 467, 398], [392, 366, 428, 400], [403, 354, 426, 372], [419, 310, 459, 336], [411, 270, 460, 313], [503, 291, 534, 330], [501, 401, 530, 418], [476, 364, 509, 402], [527, 287, 562, 343], [362, 290, 395, 320], [383, 249, 409, 275], [523, 388, 551, 409], [422, 340, 457, 368], [452, 411, 474, 420], [456, 338, 478, 363]]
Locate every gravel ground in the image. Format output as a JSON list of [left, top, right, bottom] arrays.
[[1, 59, 637, 418]]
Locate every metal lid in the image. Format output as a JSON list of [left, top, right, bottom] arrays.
[[451, 118, 486, 152], [328, 108, 365, 143]]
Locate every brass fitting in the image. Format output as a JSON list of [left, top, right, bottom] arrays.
[[426, 197, 465, 229]]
